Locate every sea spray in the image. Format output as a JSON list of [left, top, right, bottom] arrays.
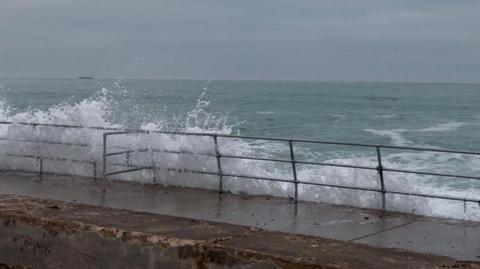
[[0, 86, 478, 221]]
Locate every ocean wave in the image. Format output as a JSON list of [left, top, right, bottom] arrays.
[[256, 111, 275, 115], [373, 114, 397, 119], [364, 128, 412, 146], [416, 122, 466, 132], [365, 122, 468, 146], [0, 87, 478, 221]]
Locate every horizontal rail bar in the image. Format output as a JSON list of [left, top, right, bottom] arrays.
[[99, 160, 480, 204], [105, 149, 480, 182], [166, 168, 480, 203], [106, 163, 220, 177], [168, 168, 480, 203], [105, 167, 149, 176], [219, 155, 378, 173], [105, 129, 480, 157], [109, 130, 375, 148], [106, 148, 216, 158], [222, 173, 294, 184], [218, 136, 480, 156], [297, 180, 382, 193], [106, 149, 137, 156], [376, 145, 480, 156], [103, 129, 216, 138], [220, 154, 292, 164], [7, 160, 476, 204], [3, 121, 479, 156], [154, 149, 215, 157], [384, 167, 480, 180], [0, 169, 97, 179], [0, 137, 91, 147], [297, 180, 479, 203], [386, 190, 479, 204], [102, 131, 132, 136], [107, 161, 293, 184], [295, 160, 378, 171], [5, 153, 95, 164], [106, 161, 290, 183], [106, 148, 480, 182], [165, 167, 219, 176], [0, 121, 119, 131]]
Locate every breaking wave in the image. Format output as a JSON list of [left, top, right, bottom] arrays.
[[365, 122, 467, 147], [0, 86, 479, 221]]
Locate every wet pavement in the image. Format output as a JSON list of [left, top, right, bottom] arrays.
[[0, 194, 464, 269], [0, 171, 479, 261]]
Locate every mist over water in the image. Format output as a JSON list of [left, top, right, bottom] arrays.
[[0, 78, 479, 220]]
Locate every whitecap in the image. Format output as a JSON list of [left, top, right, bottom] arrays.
[[374, 114, 397, 119], [0, 86, 479, 221], [256, 111, 275, 115], [364, 128, 412, 146], [415, 122, 466, 132]]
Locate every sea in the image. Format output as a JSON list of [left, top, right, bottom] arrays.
[[0, 78, 479, 220]]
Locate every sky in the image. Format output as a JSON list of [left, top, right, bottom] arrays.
[[1, 0, 479, 82]]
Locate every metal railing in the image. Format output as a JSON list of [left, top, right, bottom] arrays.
[[0, 121, 479, 213], [0, 121, 116, 178], [103, 129, 480, 212]]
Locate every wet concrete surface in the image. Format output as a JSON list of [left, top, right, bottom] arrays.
[[0, 171, 479, 261], [0, 194, 472, 269], [356, 220, 480, 261]]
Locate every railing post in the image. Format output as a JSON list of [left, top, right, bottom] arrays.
[[40, 158, 43, 177], [152, 167, 157, 184], [289, 140, 298, 203], [37, 156, 43, 177], [33, 124, 42, 178], [213, 135, 223, 194], [151, 149, 157, 184], [92, 160, 97, 180], [125, 152, 131, 166], [376, 146, 386, 211], [102, 133, 107, 179]]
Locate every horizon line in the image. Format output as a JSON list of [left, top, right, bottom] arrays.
[[3, 76, 480, 85]]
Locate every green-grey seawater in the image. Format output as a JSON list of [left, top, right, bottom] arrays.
[[0, 78, 479, 220]]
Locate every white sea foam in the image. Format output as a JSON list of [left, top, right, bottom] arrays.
[[0, 98, 10, 121], [365, 121, 467, 146], [416, 122, 466, 132], [256, 111, 275, 115], [364, 128, 412, 146], [374, 114, 397, 119], [0, 89, 478, 221]]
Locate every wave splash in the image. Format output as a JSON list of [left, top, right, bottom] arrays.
[[0, 87, 479, 221]]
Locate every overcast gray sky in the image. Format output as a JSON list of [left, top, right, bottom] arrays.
[[1, 0, 479, 82]]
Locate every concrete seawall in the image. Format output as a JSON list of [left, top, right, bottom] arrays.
[[1, 172, 480, 261], [0, 194, 479, 269]]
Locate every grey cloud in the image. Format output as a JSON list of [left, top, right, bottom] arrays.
[[1, 0, 479, 81]]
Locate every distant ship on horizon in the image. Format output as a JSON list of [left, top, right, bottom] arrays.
[[78, 76, 94, 79]]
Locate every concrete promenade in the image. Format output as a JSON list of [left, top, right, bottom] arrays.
[[1, 194, 470, 269], [0, 171, 479, 262]]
